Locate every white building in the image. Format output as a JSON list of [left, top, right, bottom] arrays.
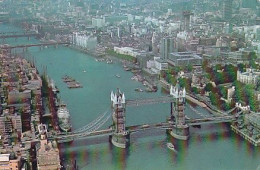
[[92, 17, 105, 28], [227, 86, 235, 103], [114, 47, 141, 58], [147, 57, 168, 74], [237, 68, 260, 85], [72, 33, 97, 51]]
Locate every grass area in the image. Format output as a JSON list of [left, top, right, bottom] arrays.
[[106, 49, 136, 62]]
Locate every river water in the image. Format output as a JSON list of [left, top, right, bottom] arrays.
[[1, 24, 259, 170]]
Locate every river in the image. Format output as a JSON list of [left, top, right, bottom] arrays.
[[1, 24, 259, 170]]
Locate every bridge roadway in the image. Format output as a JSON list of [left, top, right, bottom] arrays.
[[0, 42, 70, 49], [126, 95, 173, 106], [53, 115, 239, 143], [0, 33, 39, 39], [53, 128, 114, 143]]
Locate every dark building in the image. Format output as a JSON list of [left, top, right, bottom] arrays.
[[223, 0, 233, 21], [160, 38, 174, 60]]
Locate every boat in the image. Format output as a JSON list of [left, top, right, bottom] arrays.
[[57, 103, 72, 132], [135, 88, 143, 92], [124, 68, 131, 71], [62, 75, 75, 82], [115, 74, 121, 78], [83, 70, 86, 73], [167, 143, 177, 152]]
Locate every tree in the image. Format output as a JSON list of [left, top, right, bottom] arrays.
[[202, 59, 209, 70], [215, 64, 222, 71], [248, 52, 257, 68], [191, 87, 199, 94], [237, 63, 246, 72], [205, 83, 213, 92], [217, 85, 227, 99], [186, 64, 193, 72]]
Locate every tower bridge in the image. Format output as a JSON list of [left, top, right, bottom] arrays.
[[49, 85, 244, 148]]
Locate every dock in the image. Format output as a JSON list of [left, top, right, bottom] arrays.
[[231, 125, 260, 147]]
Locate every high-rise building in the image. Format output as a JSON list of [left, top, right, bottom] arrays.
[[223, 0, 233, 21], [160, 38, 174, 59], [183, 11, 192, 31]]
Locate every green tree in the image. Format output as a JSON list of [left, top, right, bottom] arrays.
[[237, 63, 246, 72], [248, 52, 257, 68], [202, 59, 209, 70], [205, 83, 213, 92], [191, 87, 199, 94]]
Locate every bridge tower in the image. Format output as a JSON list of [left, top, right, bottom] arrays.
[[110, 89, 129, 148], [169, 84, 189, 140]]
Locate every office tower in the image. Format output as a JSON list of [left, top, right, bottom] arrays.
[[160, 38, 174, 59], [223, 0, 233, 21]]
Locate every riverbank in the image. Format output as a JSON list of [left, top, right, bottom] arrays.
[[160, 79, 227, 116], [231, 125, 260, 147], [2, 22, 260, 170]]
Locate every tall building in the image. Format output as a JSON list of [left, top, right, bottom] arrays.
[[160, 38, 174, 60], [223, 0, 233, 21], [183, 11, 192, 31]]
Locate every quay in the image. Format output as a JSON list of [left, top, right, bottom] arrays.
[[231, 125, 260, 147]]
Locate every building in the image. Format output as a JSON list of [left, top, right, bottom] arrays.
[[72, 32, 97, 51], [160, 38, 174, 60], [223, 0, 233, 21], [92, 17, 105, 28], [191, 73, 206, 90], [36, 124, 61, 170], [183, 11, 192, 31], [227, 86, 235, 103], [169, 52, 202, 66], [0, 153, 21, 170], [146, 57, 168, 74], [237, 68, 260, 85], [114, 47, 141, 58]]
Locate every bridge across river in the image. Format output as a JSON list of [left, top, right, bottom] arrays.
[[49, 86, 244, 148], [0, 33, 39, 39], [0, 42, 70, 50]]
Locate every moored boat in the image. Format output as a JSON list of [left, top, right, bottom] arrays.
[[57, 103, 72, 132]]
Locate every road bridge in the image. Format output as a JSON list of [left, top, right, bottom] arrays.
[[0, 42, 70, 49], [49, 85, 244, 148], [0, 33, 39, 39]]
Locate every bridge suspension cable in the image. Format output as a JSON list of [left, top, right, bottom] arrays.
[[73, 109, 110, 133], [56, 114, 111, 140], [189, 105, 209, 118]]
